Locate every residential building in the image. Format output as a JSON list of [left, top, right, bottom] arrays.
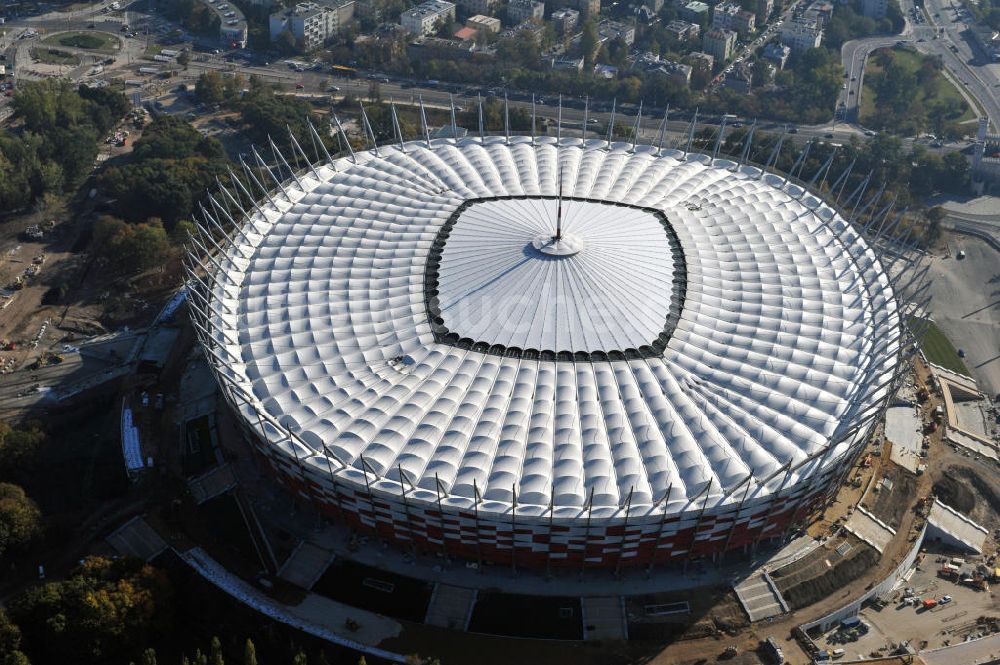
[[268, 0, 355, 51], [712, 2, 754, 36], [401, 0, 456, 35], [721, 59, 753, 93], [577, 0, 600, 15], [638, 54, 692, 86], [551, 55, 585, 70], [594, 63, 618, 78], [702, 27, 736, 61], [551, 7, 579, 33], [221, 21, 248, 48], [684, 50, 714, 72], [407, 35, 493, 59], [779, 16, 822, 53], [599, 19, 635, 44], [761, 41, 790, 69], [665, 19, 700, 41], [507, 0, 545, 23], [642, 0, 663, 11], [804, 1, 834, 25], [466, 13, 501, 32], [861, 0, 887, 19], [457, 0, 501, 14], [680, 1, 709, 24], [759, 0, 773, 19]]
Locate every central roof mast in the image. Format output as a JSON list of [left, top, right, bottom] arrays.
[[555, 160, 563, 242]]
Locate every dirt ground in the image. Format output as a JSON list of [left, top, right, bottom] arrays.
[[865, 463, 919, 530]]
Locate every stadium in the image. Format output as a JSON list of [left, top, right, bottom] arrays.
[[187, 125, 907, 570]]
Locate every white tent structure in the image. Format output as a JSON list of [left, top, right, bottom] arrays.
[[187, 127, 912, 569]]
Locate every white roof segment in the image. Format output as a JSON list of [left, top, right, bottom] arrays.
[[203, 137, 900, 517], [437, 198, 677, 352]]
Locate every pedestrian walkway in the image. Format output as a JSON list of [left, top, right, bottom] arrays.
[[187, 463, 237, 504], [733, 571, 787, 622], [424, 584, 476, 630], [843, 507, 896, 553], [106, 515, 168, 561], [278, 541, 335, 590]]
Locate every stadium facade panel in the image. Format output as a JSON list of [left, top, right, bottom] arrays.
[[190, 136, 902, 568]]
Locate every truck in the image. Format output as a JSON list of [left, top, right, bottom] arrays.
[[922, 598, 938, 609]]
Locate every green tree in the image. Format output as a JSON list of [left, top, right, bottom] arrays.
[[195, 71, 226, 106], [243, 638, 257, 665], [8, 557, 173, 665], [0, 483, 42, 560], [210, 637, 224, 665], [178, 50, 191, 69], [292, 651, 307, 665], [140, 648, 158, 665], [581, 18, 599, 69]]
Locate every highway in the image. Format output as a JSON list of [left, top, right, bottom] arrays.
[[842, 0, 1000, 133]]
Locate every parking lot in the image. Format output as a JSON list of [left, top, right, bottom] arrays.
[[813, 556, 1000, 659]]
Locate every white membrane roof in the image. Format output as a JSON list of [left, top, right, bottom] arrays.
[[202, 138, 900, 516], [437, 198, 677, 352]]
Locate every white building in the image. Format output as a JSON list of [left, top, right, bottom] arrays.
[[599, 19, 635, 45], [779, 16, 822, 53], [401, 0, 457, 35], [712, 2, 754, 36], [269, 0, 355, 50], [507, 0, 545, 23], [466, 13, 502, 32]]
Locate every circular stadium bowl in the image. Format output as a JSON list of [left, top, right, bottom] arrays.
[[190, 136, 902, 569]]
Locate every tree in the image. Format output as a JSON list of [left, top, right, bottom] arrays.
[[0, 608, 31, 665], [178, 50, 191, 69], [292, 652, 308, 665], [0, 483, 42, 560], [92, 217, 172, 274], [243, 639, 257, 665], [210, 637, 224, 665], [7, 557, 173, 665], [141, 648, 158, 665], [195, 71, 226, 106], [581, 18, 599, 69]]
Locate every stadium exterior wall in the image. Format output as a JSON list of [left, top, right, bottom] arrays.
[[189, 135, 906, 570], [220, 382, 848, 568]]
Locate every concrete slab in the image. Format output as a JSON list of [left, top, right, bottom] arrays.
[[188, 463, 237, 505], [927, 499, 989, 554], [581, 596, 626, 641], [921, 633, 1000, 665], [106, 516, 167, 561], [278, 541, 335, 590], [843, 508, 896, 553], [424, 584, 477, 630], [885, 405, 923, 473], [734, 572, 787, 622]]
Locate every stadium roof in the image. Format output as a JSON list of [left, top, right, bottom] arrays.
[[199, 137, 900, 518]]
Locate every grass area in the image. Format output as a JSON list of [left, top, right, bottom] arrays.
[[860, 47, 975, 133], [44, 31, 120, 54], [31, 47, 81, 66], [913, 317, 970, 375]]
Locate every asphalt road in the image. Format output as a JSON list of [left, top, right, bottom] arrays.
[[0, 0, 985, 156]]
